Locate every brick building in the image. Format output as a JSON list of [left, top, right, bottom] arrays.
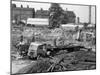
[[11, 3, 76, 24], [35, 8, 76, 24], [11, 4, 35, 23], [35, 8, 49, 18]]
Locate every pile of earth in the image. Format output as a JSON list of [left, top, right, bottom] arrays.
[[17, 50, 96, 74]]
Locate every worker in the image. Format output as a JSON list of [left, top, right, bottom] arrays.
[[31, 34, 35, 42], [17, 35, 26, 57], [76, 29, 82, 41]]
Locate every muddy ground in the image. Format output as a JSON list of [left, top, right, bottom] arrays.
[[11, 26, 96, 74]]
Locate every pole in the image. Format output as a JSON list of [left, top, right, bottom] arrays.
[[89, 5, 91, 24]]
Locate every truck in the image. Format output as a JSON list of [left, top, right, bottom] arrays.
[[27, 42, 52, 59]]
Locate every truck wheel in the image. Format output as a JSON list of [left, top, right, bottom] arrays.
[[28, 56, 32, 59], [28, 56, 37, 60]]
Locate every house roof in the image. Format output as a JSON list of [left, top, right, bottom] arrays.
[[35, 9, 49, 15], [63, 11, 76, 17], [12, 7, 33, 11], [66, 11, 76, 17]]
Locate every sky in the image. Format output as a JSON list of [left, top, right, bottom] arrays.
[[12, 1, 96, 24]]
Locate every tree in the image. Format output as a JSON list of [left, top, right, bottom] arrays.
[[49, 3, 63, 29]]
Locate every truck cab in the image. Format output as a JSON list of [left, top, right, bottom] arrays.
[[28, 42, 49, 59]]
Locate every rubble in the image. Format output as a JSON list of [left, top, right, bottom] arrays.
[[18, 50, 96, 74]]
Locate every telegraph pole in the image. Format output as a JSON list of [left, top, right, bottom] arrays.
[[89, 5, 91, 24]]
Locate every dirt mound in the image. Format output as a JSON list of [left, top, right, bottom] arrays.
[[18, 50, 96, 74]]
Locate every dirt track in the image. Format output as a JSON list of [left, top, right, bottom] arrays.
[[12, 57, 36, 74]]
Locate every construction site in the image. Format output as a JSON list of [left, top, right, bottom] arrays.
[[11, 1, 96, 75]]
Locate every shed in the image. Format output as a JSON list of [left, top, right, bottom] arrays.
[[27, 18, 49, 26]]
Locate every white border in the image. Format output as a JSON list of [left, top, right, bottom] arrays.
[[0, 0, 99, 75]]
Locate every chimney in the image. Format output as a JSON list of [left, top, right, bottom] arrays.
[[76, 17, 80, 24], [77, 17, 80, 24], [27, 5, 29, 8], [40, 8, 43, 11], [21, 5, 23, 8], [66, 8, 67, 11]]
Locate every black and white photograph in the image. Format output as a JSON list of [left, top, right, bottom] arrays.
[[11, 0, 96, 74]]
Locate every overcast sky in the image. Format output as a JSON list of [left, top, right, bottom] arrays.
[[12, 1, 96, 24]]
